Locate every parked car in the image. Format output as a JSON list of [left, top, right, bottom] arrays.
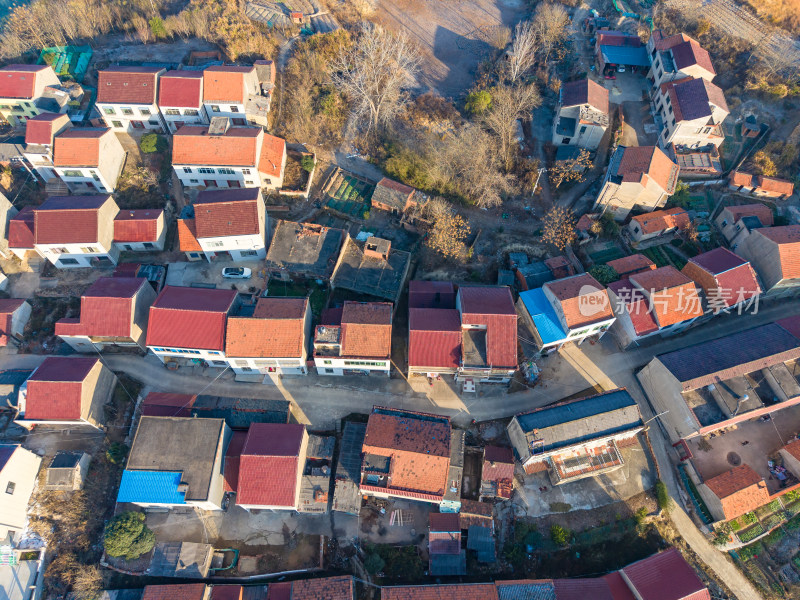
[[617, 65, 626, 72], [222, 267, 252, 279]]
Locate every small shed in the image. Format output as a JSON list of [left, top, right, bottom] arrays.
[[44, 451, 91, 491]]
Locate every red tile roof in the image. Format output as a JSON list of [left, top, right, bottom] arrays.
[[729, 171, 753, 187], [146, 286, 237, 351], [258, 133, 286, 179], [670, 40, 715, 75], [554, 578, 617, 600], [173, 126, 261, 166], [630, 207, 689, 236], [24, 357, 98, 421], [8, 206, 35, 249], [225, 297, 307, 358], [114, 209, 162, 243], [202, 66, 255, 103], [545, 273, 614, 329], [382, 584, 498, 600], [757, 176, 794, 196], [55, 277, 146, 338], [408, 280, 456, 309], [482, 445, 514, 498], [97, 66, 162, 104], [725, 203, 773, 226], [651, 30, 692, 51], [622, 548, 711, 600], [141, 392, 196, 417], [602, 572, 637, 600], [34, 195, 111, 245], [458, 287, 517, 368], [158, 70, 203, 108], [142, 584, 207, 600], [617, 146, 679, 194], [607, 254, 656, 277], [290, 576, 354, 600], [177, 219, 202, 252], [0, 65, 50, 99], [560, 78, 610, 114], [757, 226, 800, 279], [408, 308, 461, 369], [704, 464, 769, 520], [630, 266, 703, 327], [266, 582, 292, 600], [223, 430, 247, 493], [340, 301, 392, 358], [193, 188, 261, 238], [25, 113, 70, 145], [607, 279, 660, 336], [210, 586, 242, 600], [682, 248, 760, 308], [0, 298, 26, 346], [236, 423, 305, 508], [53, 128, 108, 167], [429, 512, 461, 532]]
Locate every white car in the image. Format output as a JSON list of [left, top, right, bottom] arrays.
[[222, 267, 252, 279], [617, 65, 626, 73]]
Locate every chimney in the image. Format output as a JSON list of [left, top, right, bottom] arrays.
[[208, 116, 231, 136]]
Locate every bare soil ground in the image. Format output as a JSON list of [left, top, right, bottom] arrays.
[[373, 0, 528, 96]]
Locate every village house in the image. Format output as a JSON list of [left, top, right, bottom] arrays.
[[714, 203, 774, 245], [234, 423, 309, 511], [52, 128, 126, 194], [141, 584, 210, 600], [265, 220, 346, 281], [0, 444, 41, 541], [728, 171, 795, 200], [262, 577, 354, 600], [518, 273, 615, 353], [201, 64, 275, 127], [698, 464, 770, 522], [0, 64, 61, 126], [647, 30, 716, 89], [7, 206, 36, 261], [428, 513, 466, 576], [360, 407, 463, 508], [55, 277, 157, 352], [113, 209, 167, 252], [117, 416, 231, 511], [146, 286, 238, 367], [44, 451, 91, 492], [177, 188, 267, 261], [32, 195, 120, 268], [654, 77, 728, 149], [551, 78, 610, 150], [734, 225, 800, 298], [313, 301, 392, 377], [606, 254, 657, 278], [681, 247, 761, 313], [593, 146, 680, 220], [479, 446, 514, 501], [370, 177, 418, 214], [172, 117, 286, 191], [15, 356, 117, 430], [508, 389, 644, 483], [332, 236, 412, 303], [0, 299, 31, 347], [407, 281, 461, 378], [21, 112, 72, 183], [594, 30, 650, 76], [0, 193, 17, 260], [157, 70, 208, 133], [225, 296, 312, 379], [626, 207, 690, 243], [96, 66, 166, 133]]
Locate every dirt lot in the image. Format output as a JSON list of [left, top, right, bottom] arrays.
[[374, 0, 528, 96]]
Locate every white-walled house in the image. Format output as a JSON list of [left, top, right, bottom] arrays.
[[21, 112, 72, 183], [0, 64, 61, 126], [0, 299, 31, 347], [552, 79, 610, 150], [225, 297, 312, 379], [202, 65, 260, 125], [96, 66, 166, 133], [647, 30, 716, 89], [172, 117, 286, 191], [0, 192, 18, 260], [33, 195, 120, 268], [113, 209, 166, 252], [52, 128, 126, 194], [313, 301, 392, 376], [655, 77, 728, 149], [0, 444, 42, 541], [157, 70, 208, 133], [179, 188, 267, 261]]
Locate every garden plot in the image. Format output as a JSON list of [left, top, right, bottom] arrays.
[[321, 168, 375, 220]]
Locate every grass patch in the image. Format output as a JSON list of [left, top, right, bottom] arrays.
[[373, 545, 424, 580], [549, 502, 572, 513], [266, 280, 328, 318]]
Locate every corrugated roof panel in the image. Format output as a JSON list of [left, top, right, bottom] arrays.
[[117, 470, 187, 504]]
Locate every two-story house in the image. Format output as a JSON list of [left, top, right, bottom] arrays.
[[681, 247, 761, 313], [714, 203, 774, 246], [0, 444, 42, 541], [21, 112, 72, 183], [177, 188, 267, 261], [647, 30, 716, 89], [655, 77, 728, 149], [735, 225, 800, 298], [518, 273, 615, 353], [33, 195, 120, 268], [157, 70, 208, 133], [593, 145, 680, 220], [552, 78, 610, 150], [96, 66, 166, 133], [0, 64, 61, 126], [202, 65, 260, 125], [172, 117, 286, 191], [0, 193, 18, 260], [113, 209, 167, 252], [52, 128, 126, 193]]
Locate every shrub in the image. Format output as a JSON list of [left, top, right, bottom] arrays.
[[655, 480, 671, 513], [140, 133, 166, 154], [550, 524, 570, 546], [634, 506, 648, 526], [106, 442, 128, 465], [364, 550, 385, 574], [301, 155, 315, 172], [589, 264, 619, 286], [712, 523, 732, 546], [103, 512, 155, 560], [465, 89, 492, 115], [148, 16, 167, 39]]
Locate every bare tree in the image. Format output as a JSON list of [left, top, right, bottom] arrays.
[[482, 83, 542, 171], [549, 149, 592, 188], [533, 3, 570, 65], [507, 20, 539, 82], [541, 206, 577, 250], [331, 23, 420, 134], [422, 199, 470, 259]]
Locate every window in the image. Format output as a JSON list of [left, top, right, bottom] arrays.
[[579, 126, 587, 135], [112, 121, 123, 128], [140, 108, 151, 115], [59, 258, 79, 265], [212, 360, 227, 366], [209, 351, 221, 355], [81, 247, 98, 253], [721, 220, 728, 227], [0, 105, 9, 110], [165, 109, 180, 116], [240, 366, 254, 372], [668, 105, 673, 114], [242, 168, 251, 175], [5, 482, 14, 495], [241, 250, 258, 257], [63, 170, 82, 177], [562, 137, 571, 144], [633, 226, 640, 234], [184, 109, 199, 116], [323, 360, 332, 365], [198, 168, 215, 174], [230, 106, 240, 113], [183, 167, 193, 174], [245, 181, 254, 185], [143, 242, 154, 249], [103, 107, 116, 115], [122, 108, 134, 116], [218, 168, 235, 175], [670, 118, 676, 126], [90, 171, 100, 181], [208, 241, 225, 248], [211, 105, 221, 112], [324, 368, 335, 374], [190, 179, 198, 183]]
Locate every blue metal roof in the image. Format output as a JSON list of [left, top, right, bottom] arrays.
[[117, 470, 187, 505], [600, 45, 650, 67], [517, 389, 636, 433], [519, 288, 568, 345]]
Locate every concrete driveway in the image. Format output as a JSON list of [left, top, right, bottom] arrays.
[[165, 260, 268, 292], [602, 71, 649, 104], [621, 101, 658, 147]]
